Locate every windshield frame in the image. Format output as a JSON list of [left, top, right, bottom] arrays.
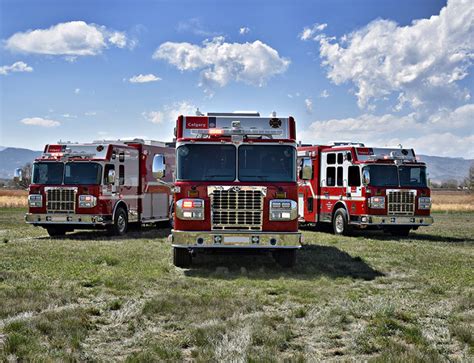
[[64, 162, 103, 185], [176, 142, 297, 183], [32, 162, 64, 185], [363, 164, 427, 188], [32, 161, 103, 185]]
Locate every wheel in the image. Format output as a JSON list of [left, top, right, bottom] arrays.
[[107, 207, 128, 236], [390, 227, 411, 237], [333, 208, 352, 236], [173, 247, 192, 268], [46, 226, 67, 237], [273, 249, 296, 268]]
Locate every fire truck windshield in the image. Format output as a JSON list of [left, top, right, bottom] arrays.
[[32, 162, 64, 184], [64, 162, 102, 185], [364, 165, 427, 187], [239, 145, 295, 182], [177, 144, 236, 181]]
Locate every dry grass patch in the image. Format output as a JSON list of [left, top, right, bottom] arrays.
[[431, 191, 474, 212], [0, 189, 28, 208]]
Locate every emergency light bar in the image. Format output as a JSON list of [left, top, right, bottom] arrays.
[[192, 128, 283, 137]]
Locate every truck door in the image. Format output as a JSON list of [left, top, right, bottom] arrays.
[[320, 152, 344, 222]]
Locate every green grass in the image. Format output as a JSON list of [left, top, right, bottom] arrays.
[[0, 208, 473, 361]]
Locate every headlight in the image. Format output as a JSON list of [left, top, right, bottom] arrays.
[[78, 195, 97, 208], [28, 194, 43, 207], [176, 199, 204, 220], [368, 196, 385, 209], [269, 199, 297, 221], [418, 197, 431, 210]]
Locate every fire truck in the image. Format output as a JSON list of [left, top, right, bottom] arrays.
[[20, 139, 175, 236], [297, 143, 433, 236], [169, 111, 302, 267]]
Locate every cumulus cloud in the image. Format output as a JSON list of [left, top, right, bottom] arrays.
[[5, 21, 130, 56], [304, 0, 474, 111], [142, 101, 196, 125], [0, 61, 33, 75], [20, 117, 60, 127], [304, 98, 313, 113], [299, 104, 474, 158], [74, 88, 80, 94], [239, 27, 250, 35], [319, 89, 330, 98], [153, 37, 290, 94], [129, 73, 161, 83]]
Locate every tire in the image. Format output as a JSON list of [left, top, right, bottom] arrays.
[[46, 226, 67, 237], [390, 227, 411, 237], [273, 249, 296, 268], [107, 207, 128, 236], [173, 247, 192, 268], [333, 208, 352, 236]]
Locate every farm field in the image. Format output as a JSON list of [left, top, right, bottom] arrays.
[[0, 208, 472, 361]]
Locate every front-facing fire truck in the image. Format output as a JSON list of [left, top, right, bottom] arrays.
[[297, 143, 433, 236], [22, 139, 174, 236], [169, 112, 302, 267]]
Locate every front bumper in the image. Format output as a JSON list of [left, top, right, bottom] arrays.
[[170, 230, 302, 249], [25, 213, 112, 226], [350, 215, 434, 226]]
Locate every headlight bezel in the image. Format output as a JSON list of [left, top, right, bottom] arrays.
[[368, 196, 385, 209], [176, 198, 205, 220], [269, 199, 298, 221], [418, 196, 431, 210], [78, 194, 97, 208], [28, 194, 43, 207]]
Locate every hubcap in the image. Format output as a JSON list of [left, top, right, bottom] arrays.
[[117, 214, 126, 232], [335, 214, 344, 233]]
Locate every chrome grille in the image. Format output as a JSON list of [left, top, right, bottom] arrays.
[[210, 188, 264, 230], [387, 190, 415, 216], [46, 188, 76, 213]]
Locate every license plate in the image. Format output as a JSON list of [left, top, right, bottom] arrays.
[[223, 236, 250, 244], [52, 216, 67, 222]]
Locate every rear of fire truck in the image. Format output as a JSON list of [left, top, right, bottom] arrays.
[[169, 112, 301, 267]]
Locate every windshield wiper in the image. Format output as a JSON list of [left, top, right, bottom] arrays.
[[240, 175, 268, 180], [204, 174, 234, 179]]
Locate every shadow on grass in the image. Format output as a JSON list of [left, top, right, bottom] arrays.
[[185, 245, 384, 281], [36, 225, 171, 241], [352, 230, 473, 243]]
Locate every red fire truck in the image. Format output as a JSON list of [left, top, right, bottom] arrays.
[[297, 143, 433, 236], [169, 112, 302, 267], [20, 139, 175, 236]]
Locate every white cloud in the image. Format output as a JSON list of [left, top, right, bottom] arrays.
[[85, 111, 97, 116], [142, 101, 196, 125], [74, 88, 80, 94], [299, 104, 474, 158], [305, 0, 474, 112], [129, 73, 161, 83], [0, 61, 33, 75], [319, 89, 330, 98], [20, 117, 60, 127], [176, 18, 218, 37], [299, 23, 327, 41], [239, 27, 250, 35], [61, 113, 77, 118], [5, 21, 129, 56], [304, 98, 313, 113], [153, 37, 290, 94]]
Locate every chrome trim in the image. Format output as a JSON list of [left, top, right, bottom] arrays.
[[25, 213, 112, 225], [170, 229, 301, 248], [351, 215, 433, 226], [44, 187, 78, 214], [386, 189, 416, 216]]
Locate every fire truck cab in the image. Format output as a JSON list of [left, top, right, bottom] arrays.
[[24, 139, 175, 236], [169, 112, 302, 267], [298, 143, 433, 236]]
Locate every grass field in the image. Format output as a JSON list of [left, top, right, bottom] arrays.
[[0, 208, 472, 361]]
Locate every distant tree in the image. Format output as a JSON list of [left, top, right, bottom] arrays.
[[14, 162, 32, 189], [440, 179, 458, 189], [468, 164, 474, 191]]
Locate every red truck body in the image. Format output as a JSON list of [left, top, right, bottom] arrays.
[[168, 112, 301, 267], [25, 139, 175, 236], [297, 143, 433, 236]]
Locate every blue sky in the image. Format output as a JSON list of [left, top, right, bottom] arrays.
[[1, 0, 472, 157]]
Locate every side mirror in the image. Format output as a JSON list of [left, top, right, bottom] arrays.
[[107, 169, 116, 184], [301, 158, 313, 180], [362, 169, 370, 186], [152, 154, 166, 179], [14, 168, 23, 182]]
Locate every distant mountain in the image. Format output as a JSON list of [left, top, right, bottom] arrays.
[[0, 147, 42, 178], [0, 147, 472, 183], [418, 155, 473, 184]]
